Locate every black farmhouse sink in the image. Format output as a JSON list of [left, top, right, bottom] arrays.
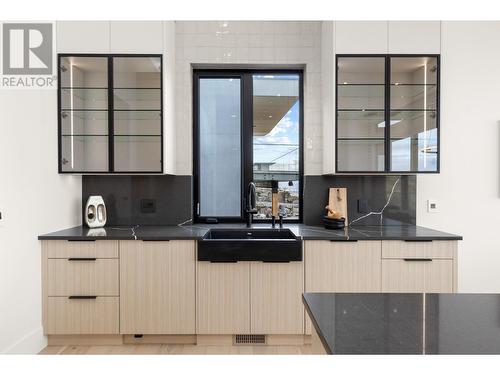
[[197, 228, 302, 262]]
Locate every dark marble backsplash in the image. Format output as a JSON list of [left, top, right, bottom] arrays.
[[82, 175, 192, 226], [303, 175, 416, 226], [82, 174, 415, 226]]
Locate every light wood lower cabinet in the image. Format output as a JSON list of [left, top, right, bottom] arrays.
[[46, 296, 119, 335], [250, 262, 304, 334], [381, 240, 457, 293], [197, 261, 251, 334], [381, 259, 454, 292], [47, 258, 119, 296], [304, 240, 382, 334], [120, 240, 196, 334]]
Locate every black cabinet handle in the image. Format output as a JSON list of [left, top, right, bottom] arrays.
[[68, 258, 97, 261], [68, 239, 96, 242], [68, 296, 97, 299], [330, 239, 358, 242], [142, 239, 170, 242], [403, 258, 433, 262], [263, 261, 290, 263], [404, 239, 433, 242], [209, 260, 238, 263]]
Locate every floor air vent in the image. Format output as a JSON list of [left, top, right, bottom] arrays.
[[234, 334, 266, 345]]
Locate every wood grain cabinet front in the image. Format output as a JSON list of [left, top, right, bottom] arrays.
[[196, 261, 251, 334], [304, 240, 382, 334], [119, 240, 196, 334], [250, 261, 304, 335], [381, 240, 457, 293]]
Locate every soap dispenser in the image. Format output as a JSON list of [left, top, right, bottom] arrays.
[[85, 195, 107, 228]]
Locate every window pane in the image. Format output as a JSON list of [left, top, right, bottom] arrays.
[[199, 78, 241, 217], [253, 74, 300, 220]]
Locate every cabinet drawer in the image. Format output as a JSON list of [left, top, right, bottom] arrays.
[[382, 240, 456, 259], [44, 240, 118, 259], [381, 259, 453, 293], [46, 296, 119, 334], [47, 258, 119, 296]]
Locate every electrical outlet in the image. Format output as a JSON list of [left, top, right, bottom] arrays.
[[357, 199, 369, 214], [140, 199, 156, 214], [427, 199, 438, 213]]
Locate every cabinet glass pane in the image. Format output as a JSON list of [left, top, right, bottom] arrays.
[[337, 57, 385, 84], [199, 78, 241, 217], [337, 110, 385, 139], [337, 85, 385, 110], [61, 88, 107, 110], [113, 88, 161, 110], [61, 135, 108, 172], [390, 110, 438, 172], [390, 57, 438, 172], [113, 57, 161, 88], [337, 140, 385, 172], [114, 110, 161, 136], [113, 136, 162, 172], [60, 57, 108, 88], [61, 110, 108, 135]]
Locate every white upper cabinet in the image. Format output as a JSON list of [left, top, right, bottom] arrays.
[[110, 21, 164, 53], [388, 21, 441, 54], [335, 21, 388, 53], [56, 21, 110, 53]]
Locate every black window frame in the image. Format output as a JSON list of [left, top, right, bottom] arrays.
[[57, 53, 164, 174], [335, 54, 440, 174], [193, 69, 304, 223]]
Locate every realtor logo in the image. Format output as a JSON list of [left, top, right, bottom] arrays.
[[2, 23, 52, 75]]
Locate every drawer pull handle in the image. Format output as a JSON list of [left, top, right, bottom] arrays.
[[68, 239, 96, 242], [68, 296, 97, 299], [404, 240, 433, 242], [403, 258, 433, 262], [68, 258, 97, 261]]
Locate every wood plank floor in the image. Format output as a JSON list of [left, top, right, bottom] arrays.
[[39, 344, 312, 355]]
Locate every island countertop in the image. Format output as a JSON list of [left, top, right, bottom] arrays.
[[303, 292, 500, 354], [38, 223, 462, 241]]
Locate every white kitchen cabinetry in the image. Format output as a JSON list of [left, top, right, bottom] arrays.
[[110, 21, 164, 53], [56, 21, 110, 53], [335, 21, 388, 54], [388, 21, 441, 54]]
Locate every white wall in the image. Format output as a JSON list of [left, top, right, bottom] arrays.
[[0, 22, 82, 353], [174, 21, 323, 175], [417, 22, 500, 292], [0, 87, 81, 353]]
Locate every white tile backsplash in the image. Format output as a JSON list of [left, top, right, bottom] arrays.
[[174, 21, 323, 175]]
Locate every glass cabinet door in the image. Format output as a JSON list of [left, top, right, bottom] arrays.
[[390, 57, 438, 172], [337, 57, 386, 172], [335, 55, 439, 173], [112, 57, 162, 172], [59, 56, 109, 172]]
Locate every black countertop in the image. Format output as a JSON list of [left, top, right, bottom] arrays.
[[303, 293, 500, 354], [38, 223, 462, 241]]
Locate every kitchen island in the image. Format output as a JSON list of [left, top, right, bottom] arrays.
[[303, 292, 500, 354]]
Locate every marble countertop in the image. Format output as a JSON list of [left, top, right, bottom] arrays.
[[38, 223, 462, 241], [303, 292, 500, 354]]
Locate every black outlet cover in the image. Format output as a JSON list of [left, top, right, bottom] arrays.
[[140, 199, 156, 214], [357, 199, 369, 214]]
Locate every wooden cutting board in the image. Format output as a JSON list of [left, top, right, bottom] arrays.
[[328, 187, 348, 225]]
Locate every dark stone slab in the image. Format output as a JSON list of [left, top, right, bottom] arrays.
[[82, 175, 192, 226], [303, 293, 500, 354], [303, 175, 416, 226], [38, 223, 461, 241]]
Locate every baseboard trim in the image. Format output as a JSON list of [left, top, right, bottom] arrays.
[[123, 335, 197, 344], [47, 335, 123, 346], [1, 326, 46, 354]]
